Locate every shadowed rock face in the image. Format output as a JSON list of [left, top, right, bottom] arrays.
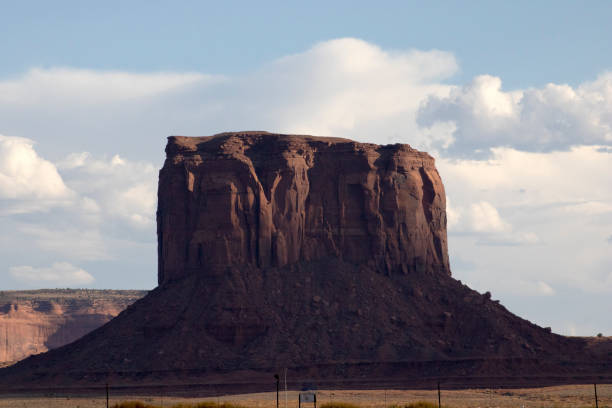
[[158, 132, 449, 284]]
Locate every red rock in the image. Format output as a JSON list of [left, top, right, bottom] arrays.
[[157, 132, 449, 284], [0, 290, 145, 366]]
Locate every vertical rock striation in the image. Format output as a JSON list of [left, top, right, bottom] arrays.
[[157, 132, 449, 284]]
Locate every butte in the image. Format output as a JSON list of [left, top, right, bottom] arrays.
[[1, 131, 610, 393]]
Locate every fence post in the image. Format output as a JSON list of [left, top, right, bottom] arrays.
[[594, 383, 599, 408], [106, 383, 109, 408], [437, 381, 441, 408]]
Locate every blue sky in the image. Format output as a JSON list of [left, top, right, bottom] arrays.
[[1, 1, 611, 337], [3, 1, 612, 88]]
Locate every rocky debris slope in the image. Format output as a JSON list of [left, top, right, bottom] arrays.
[[0, 290, 146, 365], [0, 132, 610, 391]]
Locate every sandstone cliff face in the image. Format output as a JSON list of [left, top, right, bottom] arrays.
[[158, 132, 449, 284], [0, 290, 146, 365]]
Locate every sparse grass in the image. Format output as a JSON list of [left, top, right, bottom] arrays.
[[111, 402, 156, 408], [112, 402, 445, 408], [314, 402, 444, 408], [111, 401, 250, 408], [389, 403, 439, 408], [320, 402, 360, 408], [0, 386, 608, 408]]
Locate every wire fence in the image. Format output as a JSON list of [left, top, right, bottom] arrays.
[[0, 383, 610, 408]]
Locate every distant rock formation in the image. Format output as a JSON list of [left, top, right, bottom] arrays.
[[0, 290, 146, 365], [0, 132, 610, 392]]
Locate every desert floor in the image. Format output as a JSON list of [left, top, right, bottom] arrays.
[[0, 385, 610, 408]]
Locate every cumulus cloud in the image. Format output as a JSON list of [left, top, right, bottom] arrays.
[[0, 38, 459, 159], [24, 149, 156, 258], [58, 152, 157, 228], [439, 146, 612, 208], [9, 262, 94, 286], [468, 201, 511, 233], [0, 135, 74, 214], [2, 38, 612, 161], [447, 199, 539, 246], [244, 38, 457, 139], [0, 136, 157, 289], [418, 73, 612, 156], [441, 146, 612, 297]]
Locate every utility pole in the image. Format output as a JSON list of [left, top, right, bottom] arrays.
[[106, 383, 109, 408], [594, 383, 599, 408], [275, 374, 280, 408], [437, 381, 441, 408], [284, 368, 288, 408]]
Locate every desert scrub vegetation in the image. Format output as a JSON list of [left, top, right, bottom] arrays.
[[111, 402, 446, 408], [322, 402, 441, 408], [320, 402, 360, 408], [389, 403, 440, 408], [111, 402, 249, 408]]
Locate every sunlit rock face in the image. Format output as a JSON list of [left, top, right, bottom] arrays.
[[157, 131, 450, 285], [0, 290, 146, 366]]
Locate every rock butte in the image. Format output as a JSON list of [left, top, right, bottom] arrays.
[[158, 132, 449, 283], [0, 132, 610, 393]]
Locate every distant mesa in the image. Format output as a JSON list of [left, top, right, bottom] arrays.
[[0, 290, 146, 366], [0, 131, 610, 393]]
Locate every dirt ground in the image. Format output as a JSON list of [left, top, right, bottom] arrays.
[[0, 384, 610, 408]]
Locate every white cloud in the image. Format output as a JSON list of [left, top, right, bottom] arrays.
[[418, 73, 612, 155], [18, 149, 157, 259], [561, 201, 612, 216], [441, 146, 612, 295], [445, 197, 460, 230], [249, 38, 458, 138], [506, 279, 556, 297], [59, 152, 157, 228], [474, 232, 540, 247], [439, 146, 612, 208], [0, 38, 459, 160], [0, 135, 74, 214], [17, 224, 109, 261], [532, 281, 555, 296], [0, 68, 215, 106], [9, 262, 94, 286], [446, 199, 539, 246], [0, 136, 156, 274], [468, 201, 510, 233]]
